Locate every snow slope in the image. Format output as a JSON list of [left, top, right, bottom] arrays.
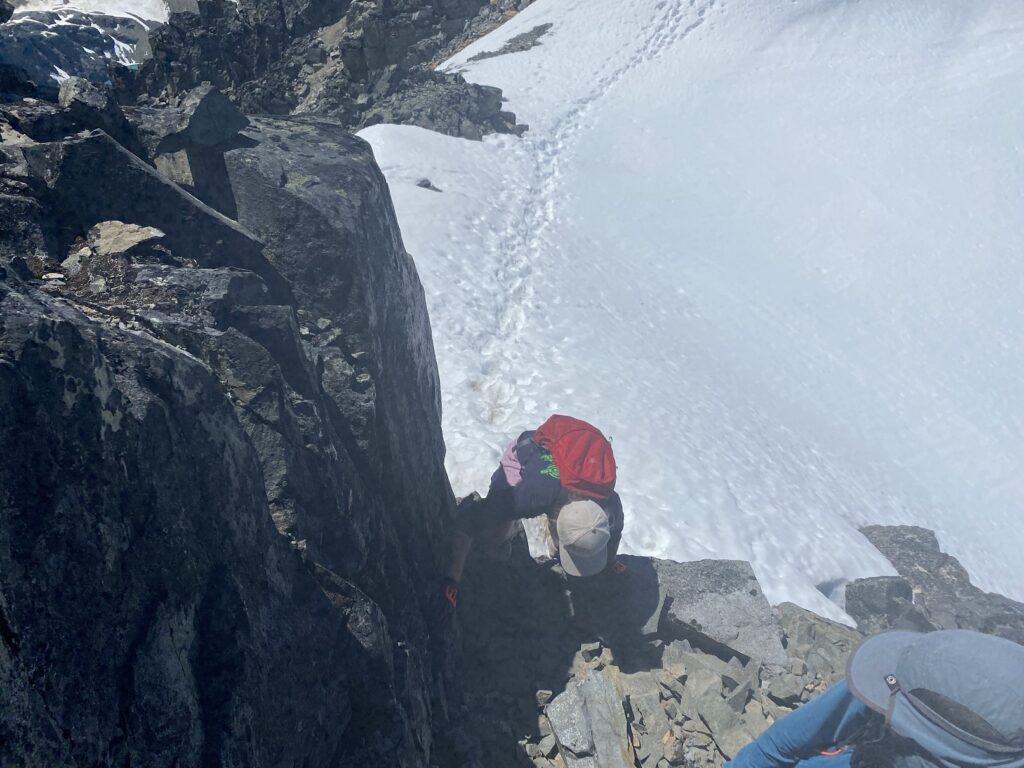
[[12, 1, 168, 23], [361, 0, 1024, 622], [368, 0, 1024, 622]]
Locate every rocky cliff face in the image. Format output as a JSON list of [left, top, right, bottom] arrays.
[[4, 8, 1024, 768], [1, 0, 530, 139], [846, 525, 1024, 644], [1, 79, 456, 767], [123, 0, 529, 138]]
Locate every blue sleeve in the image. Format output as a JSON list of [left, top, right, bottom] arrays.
[[726, 680, 872, 768]]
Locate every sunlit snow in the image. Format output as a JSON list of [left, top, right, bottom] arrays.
[[13, 0, 168, 22], [361, 0, 1024, 622]]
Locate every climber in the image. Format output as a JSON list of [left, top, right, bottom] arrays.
[[438, 415, 624, 618], [726, 628, 1024, 768]]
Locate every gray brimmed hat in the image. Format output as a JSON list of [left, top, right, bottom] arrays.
[[556, 500, 610, 577], [847, 629, 1024, 762]]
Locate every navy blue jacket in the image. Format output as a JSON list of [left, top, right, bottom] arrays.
[[456, 431, 623, 560]]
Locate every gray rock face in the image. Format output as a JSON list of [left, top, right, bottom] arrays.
[[1, 1, 13, 25], [860, 525, 1024, 643], [222, 116, 451, 567], [123, 0, 525, 137], [548, 668, 633, 768], [0, 95, 455, 767], [0, 280, 353, 767], [655, 559, 788, 666]]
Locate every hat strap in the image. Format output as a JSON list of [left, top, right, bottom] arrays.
[[886, 675, 1022, 756]]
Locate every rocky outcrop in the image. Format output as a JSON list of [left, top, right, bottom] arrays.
[[2, 0, 530, 137], [119, 0, 528, 138], [853, 525, 1024, 644], [1, 1, 13, 25], [457, 546, 864, 768], [844, 576, 935, 635], [0, 277, 353, 767], [0, 6, 152, 90], [1, 85, 455, 766]]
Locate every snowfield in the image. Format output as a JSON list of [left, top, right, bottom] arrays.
[[12, 1, 169, 23], [361, 0, 1024, 622]]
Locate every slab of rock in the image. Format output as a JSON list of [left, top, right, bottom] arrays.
[[845, 576, 935, 635], [547, 667, 634, 768], [18, 129, 290, 302], [223, 115, 450, 534], [126, 84, 249, 157], [861, 525, 1024, 644], [57, 77, 122, 129], [654, 559, 788, 666], [86, 220, 165, 258]]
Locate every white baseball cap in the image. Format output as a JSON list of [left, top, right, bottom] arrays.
[[556, 500, 611, 577]]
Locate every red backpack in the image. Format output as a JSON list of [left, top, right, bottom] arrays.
[[533, 415, 616, 499]]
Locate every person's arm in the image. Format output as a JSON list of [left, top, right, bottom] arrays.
[[604, 492, 624, 566], [726, 680, 874, 767], [510, 439, 565, 518], [446, 529, 473, 583]]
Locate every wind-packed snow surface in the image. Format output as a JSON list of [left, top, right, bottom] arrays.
[[361, 0, 1024, 622]]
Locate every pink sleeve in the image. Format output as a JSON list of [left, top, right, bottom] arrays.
[[499, 439, 524, 487]]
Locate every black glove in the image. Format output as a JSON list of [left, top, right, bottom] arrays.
[[436, 577, 460, 624]]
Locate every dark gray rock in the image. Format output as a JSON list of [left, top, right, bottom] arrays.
[[0, 279, 354, 767], [1, 99, 84, 141], [222, 116, 451, 537], [0, 61, 37, 100], [16, 129, 290, 299], [468, 23, 553, 62], [416, 177, 442, 192], [0, 8, 151, 90], [359, 70, 525, 140], [655, 559, 788, 666], [55, 76, 141, 151], [122, 0, 526, 138], [845, 576, 934, 635], [125, 84, 250, 156], [1, 1, 13, 25], [120, 84, 251, 215], [861, 525, 1024, 644], [58, 76, 116, 115], [1, 97, 460, 767]]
